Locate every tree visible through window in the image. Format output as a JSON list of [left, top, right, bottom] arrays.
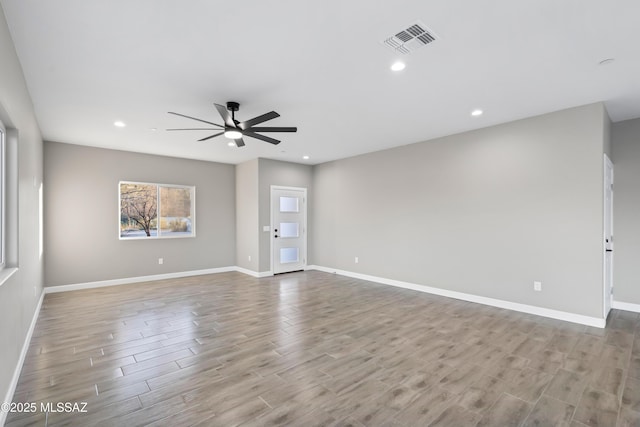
[[119, 182, 194, 239]]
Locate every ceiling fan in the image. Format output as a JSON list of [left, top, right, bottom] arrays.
[[167, 101, 297, 147]]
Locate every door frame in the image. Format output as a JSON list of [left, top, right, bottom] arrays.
[[270, 185, 308, 274], [603, 153, 614, 319]]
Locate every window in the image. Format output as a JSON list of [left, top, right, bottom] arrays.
[[119, 181, 195, 239], [0, 122, 4, 267]]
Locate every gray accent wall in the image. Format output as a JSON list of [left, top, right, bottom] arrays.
[[312, 103, 608, 318], [612, 118, 640, 304], [0, 4, 45, 411], [44, 142, 236, 286]]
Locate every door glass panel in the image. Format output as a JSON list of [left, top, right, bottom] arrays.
[[280, 247, 299, 264], [280, 222, 299, 238], [280, 196, 299, 213]]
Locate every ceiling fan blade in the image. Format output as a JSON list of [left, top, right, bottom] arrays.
[[235, 138, 246, 147], [197, 132, 224, 142], [246, 126, 297, 133], [239, 111, 280, 130], [168, 112, 223, 127], [166, 128, 220, 131], [243, 131, 280, 145], [214, 103, 236, 127]]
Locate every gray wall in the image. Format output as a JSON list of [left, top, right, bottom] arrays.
[[236, 159, 259, 271], [44, 142, 236, 286], [611, 118, 640, 304], [234, 158, 312, 274], [312, 103, 607, 318], [0, 5, 45, 410], [258, 158, 313, 272]]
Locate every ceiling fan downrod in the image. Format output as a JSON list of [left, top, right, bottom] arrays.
[[227, 101, 240, 123]]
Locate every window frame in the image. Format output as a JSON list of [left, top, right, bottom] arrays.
[[0, 121, 5, 269], [119, 180, 196, 240]]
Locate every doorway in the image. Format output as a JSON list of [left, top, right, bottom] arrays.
[[604, 154, 614, 318], [271, 186, 307, 274]]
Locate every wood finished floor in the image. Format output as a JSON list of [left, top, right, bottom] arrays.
[[6, 271, 640, 426]]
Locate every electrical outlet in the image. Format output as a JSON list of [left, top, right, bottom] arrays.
[[248, 255, 251, 262], [533, 281, 542, 292], [158, 258, 164, 265], [355, 256, 359, 264]]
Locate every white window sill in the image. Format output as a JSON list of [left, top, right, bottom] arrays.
[[0, 267, 18, 287]]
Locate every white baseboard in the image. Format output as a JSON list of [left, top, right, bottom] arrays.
[[44, 267, 238, 293], [1, 290, 45, 426], [43, 266, 281, 294], [234, 267, 273, 278], [612, 300, 640, 313], [306, 265, 606, 328]]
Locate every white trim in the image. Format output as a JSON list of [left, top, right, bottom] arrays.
[[0, 124, 5, 270], [235, 267, 273, 278], [44, 267, 236, 293], [603, 153, 614, 318], [1, 290, 45, 426], [0, 266, 17, 288], [42, 266, 282, 293], [612, 300, 640, 313], [306, 265, 606, 328]]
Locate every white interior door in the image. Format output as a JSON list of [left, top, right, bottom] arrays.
[[604, 154, 614, 318], [271, 186, 307, 274]]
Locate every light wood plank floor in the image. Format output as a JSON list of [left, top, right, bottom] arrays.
[[5, 271, 640, 426]]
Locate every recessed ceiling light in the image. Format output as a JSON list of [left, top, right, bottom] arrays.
[[391, 61, 406, 71], [149, 127, 157, 131], [471, 109, 483, 117], [599, 58, 615, 66], [303, 155, 310, 160], [227, 141, 235, 147], [114, 121, 126, 127]]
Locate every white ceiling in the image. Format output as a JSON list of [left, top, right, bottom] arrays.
[[2, 0, 640, 165]]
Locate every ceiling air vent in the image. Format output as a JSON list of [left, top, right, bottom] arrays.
[[382, 21, 437, 54]]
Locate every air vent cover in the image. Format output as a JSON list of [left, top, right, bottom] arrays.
[[382, 21, 437, 54]]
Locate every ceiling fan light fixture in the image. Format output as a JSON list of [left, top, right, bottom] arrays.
[[224, 129, 242, 139], [391, 61, 406, 71]]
